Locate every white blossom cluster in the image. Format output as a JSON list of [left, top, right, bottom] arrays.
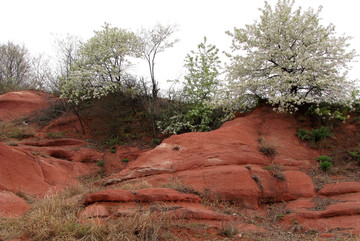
[[59, 23, 141, 104], [220, 0, 357, 113]]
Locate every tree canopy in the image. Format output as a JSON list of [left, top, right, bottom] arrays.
[[157, 37, 223, 134], [224, 0, 357, 112], [139, 24, 179, 98], [59, 23, 142, 104], [183, 37, 221, 104], [0, 42, 32, 92]]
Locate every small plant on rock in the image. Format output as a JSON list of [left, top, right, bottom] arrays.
[[96, 161, 104, 167], [317, 155, 332, 163], [105, 137, 118, 146], [316, 155, 332, 171], [348, 144, 360, 163], [297, 126, 332, 143], [219, 221, 239, 238], [46, 131, 64, 139], [258, 138, 277, 157], [151, 138, 161, 146], [319, 160, 332, 171]]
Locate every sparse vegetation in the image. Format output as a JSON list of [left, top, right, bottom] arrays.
[[96, 160, 104, 167], [264, 165, 286, 181], [162, 177, 201, 196], [0, 121, 35, 141], [0, 184, 169, 241], [297, 126, 332, 143], [105, 137, 118, 146], [258, 138, 277, 157], [348, 145, 360, 163], [316, 155, 333, 171], [319, 160, 332, 171], [219, 221, 239, 238], [151, 138, 161, 146], [46, 131, 65, 139]]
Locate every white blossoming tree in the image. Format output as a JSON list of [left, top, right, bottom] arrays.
[[224, 0, 357, 113], [60, 23, 142, 104]]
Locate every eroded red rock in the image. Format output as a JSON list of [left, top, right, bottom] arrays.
[[318, 182, 360, 196], [104, 107, 319, 209], [0, 143, 51, 196], [168, 207, 230, 220], [82, 188, 201, 205], [0, 142, 98, 201], [134, 188, 201, 203], [0, 90, 50, 121], [0, 191, 30, 217], [175, 166, 261, 208], [79, 204, 110, 219], [82, 189, 136, 205], [20, 138, 86, 147]]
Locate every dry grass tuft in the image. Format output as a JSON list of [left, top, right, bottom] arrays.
[[0, 183, 169, 241], [162, 177, 201, 196], [120, 180, 153, 190], [258, 137, 277, 157], [0, 120, 35, 141]]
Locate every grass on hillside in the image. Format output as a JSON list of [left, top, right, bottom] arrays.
[[0, 183, 168, 241]]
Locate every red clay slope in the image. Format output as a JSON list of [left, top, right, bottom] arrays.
[[103, 106, 319, 208], [96, 106, 360, 234], [0, 90, 51, 121]]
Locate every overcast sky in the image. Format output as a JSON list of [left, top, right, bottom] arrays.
[[1, 0, 359, 90]]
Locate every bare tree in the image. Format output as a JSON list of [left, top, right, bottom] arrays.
[[0, 41, 32, 91], [30, 54, 56, 91], [54, 34, 81, 79], [139, 24, 179, 98]]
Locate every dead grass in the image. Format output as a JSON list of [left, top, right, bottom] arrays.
[[162, 177, 201, 196], [264, 165, 286, 181], [120, 180, 153, 190], [0, 183, 169, 241], [0, 184, 99, 240], [0, 120, 35, 141], [258, 137, 277, 157], [308, 196, 338, 211]]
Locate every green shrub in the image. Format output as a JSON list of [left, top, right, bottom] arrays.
[[319, 160, 332, 171], [46, 131, 64, 139], [348, 145, 360, 163], [317, 155, 332, 163], [296, 129, 312, 141], [96, 161, 104, 167], [105, 137, 118, 146], [306, 104, 350, 122], [151, 138, 161, 146], [297, 126, 332, 143], [0, 121, 35, 141], [121, 158, 129, 163]]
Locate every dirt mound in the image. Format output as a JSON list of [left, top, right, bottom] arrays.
[[0, 90, 51, 121]]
